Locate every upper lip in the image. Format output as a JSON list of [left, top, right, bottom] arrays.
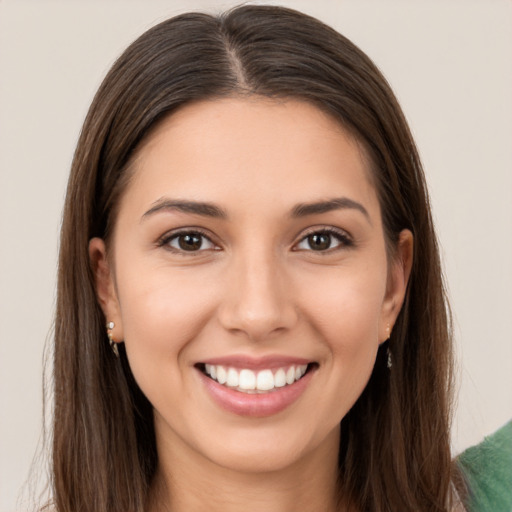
[[197, 355, 314, 370]]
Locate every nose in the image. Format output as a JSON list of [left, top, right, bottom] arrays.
[[217, 249, 298, 342]]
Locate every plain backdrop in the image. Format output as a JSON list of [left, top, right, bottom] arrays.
[[1, 0, 511, 510]]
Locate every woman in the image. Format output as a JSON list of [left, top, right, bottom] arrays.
[[53, 5, 460, 511]]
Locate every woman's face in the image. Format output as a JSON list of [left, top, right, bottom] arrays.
[[91, 98, 411, 475]]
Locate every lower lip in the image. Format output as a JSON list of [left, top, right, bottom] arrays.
[[199, 368, 314, 417]]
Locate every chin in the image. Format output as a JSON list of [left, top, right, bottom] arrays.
[[190, 418, 341, 475]]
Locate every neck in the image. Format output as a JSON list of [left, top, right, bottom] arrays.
[[149, 427, 342, 512]]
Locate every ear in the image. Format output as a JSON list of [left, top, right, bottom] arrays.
[[89, 237, 124, 342], [379, 229, 413, 343]]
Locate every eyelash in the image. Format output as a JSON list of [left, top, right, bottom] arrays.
[[157, 228, 218, 255], [293, 227, 353, 253], [157, 227, 353, 255]]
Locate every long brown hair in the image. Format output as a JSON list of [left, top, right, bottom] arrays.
[[53, 5, 456, 511]]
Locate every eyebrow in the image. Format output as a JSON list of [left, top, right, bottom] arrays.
[[291, 197, 371, 223], [142, 196, 371, 224], [142, 198, 227, 220]]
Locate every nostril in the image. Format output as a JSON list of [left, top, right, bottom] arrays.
[[216, 272, 298, 340]]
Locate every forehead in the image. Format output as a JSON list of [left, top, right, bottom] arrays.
[[123, 97, 379, 219]]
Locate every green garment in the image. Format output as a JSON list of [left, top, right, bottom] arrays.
[[457, 421, 512, 512]]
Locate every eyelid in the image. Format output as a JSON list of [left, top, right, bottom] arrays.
[[292, 225, 354, 252], [156, 225, 353, 254], [157, 227, 220, 253]]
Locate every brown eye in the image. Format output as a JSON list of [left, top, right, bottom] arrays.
[[307, 233, 332, 251], [295, 229, 352, 252], [166, 231, 216, 252], [178, 233, 202, 251]]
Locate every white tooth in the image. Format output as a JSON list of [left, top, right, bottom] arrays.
[[256, 369, 274, 391], [286, 367, 295, 385], [216, 365, 227, 384], [238, 369, 256, 390], [274, 368, 286, 387], [210, 365, 216, 380], [205, 364, 213, 376], [298, 364, 308, 378], [226, 368, 239, 387]]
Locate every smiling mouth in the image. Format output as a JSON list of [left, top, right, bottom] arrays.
[[196, 363, 317, 394]]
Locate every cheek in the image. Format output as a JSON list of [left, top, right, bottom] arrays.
[[114, 261, 220, 390], [118, 258, 218, 335], [278, 263, 387, 438], [297, 263, 387, 352], [303, 267, 386, 411]]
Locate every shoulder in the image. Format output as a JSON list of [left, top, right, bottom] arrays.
[[456, 420, 512, 512]]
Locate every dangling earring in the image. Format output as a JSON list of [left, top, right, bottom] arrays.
[[386, 323, 392, 369], [106, 321, 119, 357], [386, 347, 393, 369]]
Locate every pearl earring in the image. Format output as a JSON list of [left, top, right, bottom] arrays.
[[386, 323, 392, 369], [106, 321, 119, 357]]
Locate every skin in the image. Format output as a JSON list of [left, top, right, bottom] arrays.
[[90, 98, 413, 512]]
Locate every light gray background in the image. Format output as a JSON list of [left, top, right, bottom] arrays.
[[1, 1, 511, 510]]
